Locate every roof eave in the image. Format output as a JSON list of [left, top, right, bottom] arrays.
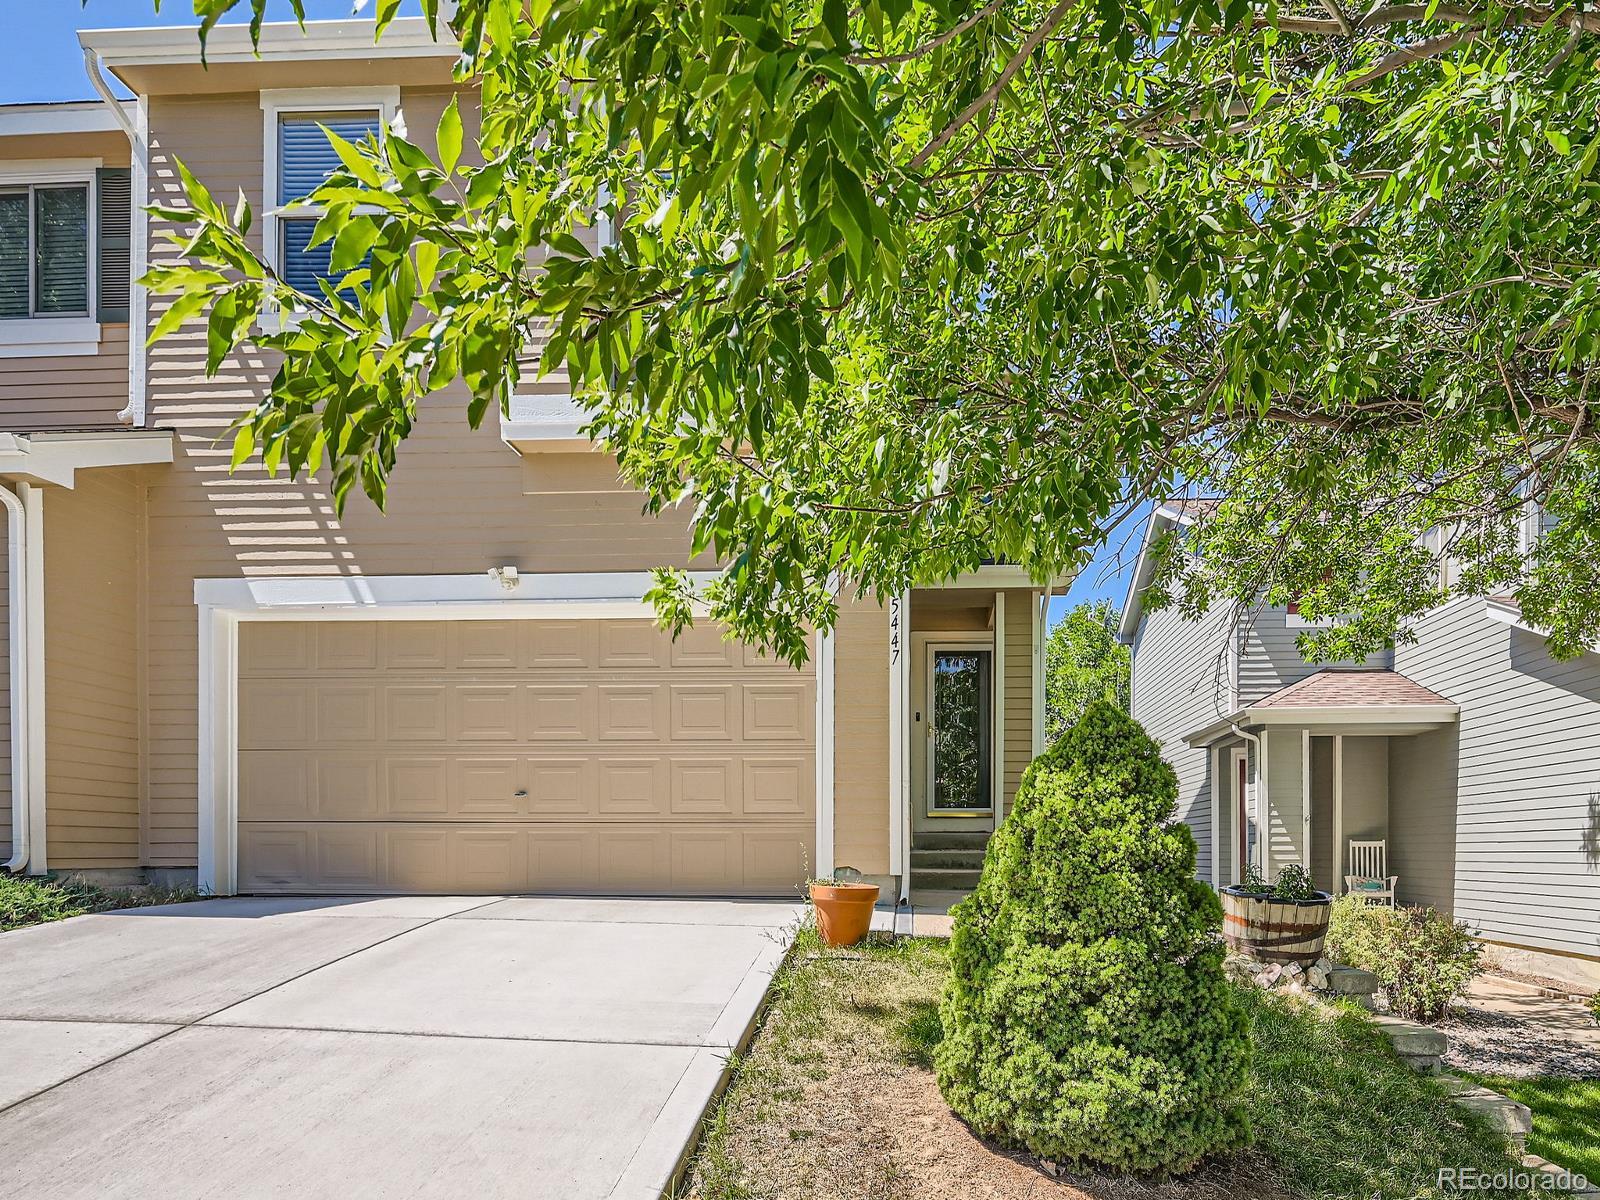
[[78, 17, 459, 68]]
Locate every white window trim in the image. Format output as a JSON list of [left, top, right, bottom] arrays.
[[0, 159, 102, 356], [192, 570, 832, 897], [259, 87, 400, 331]]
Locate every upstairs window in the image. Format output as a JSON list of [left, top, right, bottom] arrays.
[[0, 184, 90, 319], [275, 111, 383, 293]]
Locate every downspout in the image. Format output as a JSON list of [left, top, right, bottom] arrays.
[[1, 485, 33, 874], [1230, 721, 1264, 878], [84, 48, 148, 427]]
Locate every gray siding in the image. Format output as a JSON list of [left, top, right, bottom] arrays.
[[1130, 603, 1234, 881], [1235, 606, 1392, 702], [1264, 728, 1305, 874], [1392, 599, 1600, 962], [1389, 724, 1458, 914]]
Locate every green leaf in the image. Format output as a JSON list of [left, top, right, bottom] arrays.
[[437, 95, 464, 176]]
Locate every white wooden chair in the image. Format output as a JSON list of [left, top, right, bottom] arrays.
[[1344, 840, 1399, 906]]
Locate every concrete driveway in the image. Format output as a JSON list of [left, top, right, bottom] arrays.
[[0, 895, 802, 1200]]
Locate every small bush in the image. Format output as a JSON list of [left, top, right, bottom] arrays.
[[0, 871, 196, 932], [936, 701, 1250, 1174], [1590, 992, 1599, 1025], [1325, 895, 1482, 1021]]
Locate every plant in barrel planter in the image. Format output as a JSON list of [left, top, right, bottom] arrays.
[[809, 871, 879, 947], [1220, 864, 1333, 964]]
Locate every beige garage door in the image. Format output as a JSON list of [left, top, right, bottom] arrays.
[[236, 619, 816, 895]]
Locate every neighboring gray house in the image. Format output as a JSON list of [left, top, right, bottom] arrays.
[[1121, 503, 1600, 991]]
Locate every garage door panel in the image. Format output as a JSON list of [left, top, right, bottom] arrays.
[[315, 826, 382, 889], [239, 682, 311, 748], [452, 757, 522, 816], [241, 623, 313, 674], [670, 685, 735, 741], [525, 758, 596, 816], [743, 684, 812, 741], [239, 827, 313, 891], [316, 756, 381, 819], [317, 622, 379, 671], [597, 758, 667, 816], [598, 621, 668, 669], [597, 685, 666, 741], [524, 620, 599, 669], [387, 686, 450, 742], [452, 620, 521, 669], [742, 758, 811, 817], [386, 827, 452, 890], [453, 686, 520, 742], [524, 686, 593, 741], [239, 751, 312, 820], [528, 828, 598, 891], [237, 618, 815, 895], [387, 757, 450, 816], [383, 622, 449, 670], [318, 686, 379, 743], [670, 758, 736, 815], [672, 830, 741, 890], [451, 830, 526, 891], [669, 623, 738, 668]]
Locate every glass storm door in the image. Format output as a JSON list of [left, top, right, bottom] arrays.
[[927, 648, 993, 815]]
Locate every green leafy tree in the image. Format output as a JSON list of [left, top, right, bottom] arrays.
[[1044, 601, 1130, 744], [937, 700, 1250, 1172], [148, 0, 1600, 661]]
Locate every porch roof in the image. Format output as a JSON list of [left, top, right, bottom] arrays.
[[1184, 668, 1458, 746]]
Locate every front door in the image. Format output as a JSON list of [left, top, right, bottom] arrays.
[[926, 646, 993, 817]]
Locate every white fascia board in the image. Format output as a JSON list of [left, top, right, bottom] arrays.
[[0, 431, 174, 488], [193, 570, 725, 617], [1117, 507, 1183, 643], [920, 563, 1076, 590], [79, 18, 458, 67], [0, 104, 131, 137], [1247, 704, 1459, 726]]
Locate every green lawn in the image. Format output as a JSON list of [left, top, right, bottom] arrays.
[[0, 871, 196, 932], [1464, 1075, 1600, 1184], [680, 932, 1538, 1200]]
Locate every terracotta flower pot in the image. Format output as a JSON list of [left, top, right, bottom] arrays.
[[809, 881, 880, 947]]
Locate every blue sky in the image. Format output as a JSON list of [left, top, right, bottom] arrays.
[[10, 0, 1138, 620], [6, 1, 405, 103]]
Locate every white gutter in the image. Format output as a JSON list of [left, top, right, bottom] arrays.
[[84, 48, 149, 427], [1, 485, 44, 876], [1229, 722, 1264, 879]]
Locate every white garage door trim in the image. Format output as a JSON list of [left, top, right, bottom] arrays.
[[195, 573, 834, 895]]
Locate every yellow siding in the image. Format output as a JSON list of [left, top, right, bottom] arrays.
[[0, 325, 132, 432], [832, 596, 889, 875], [1002, 589, 1036, 808], [137, 88, 707, 866], [43, 471, 143, 868], [0, 128, 133, 433]]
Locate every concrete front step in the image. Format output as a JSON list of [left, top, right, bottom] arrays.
[[910, 868, 982, 892], [909, 889, 972, 913], [911, 831, 992, 852], [1371, 1014, 1448, 1073], [909, 849, 986, 870]]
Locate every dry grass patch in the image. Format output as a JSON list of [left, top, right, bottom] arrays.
[[679, 929, 1538, 1200]]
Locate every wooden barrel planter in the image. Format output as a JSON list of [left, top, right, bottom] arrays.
[[1219, 887, 1333, 964]]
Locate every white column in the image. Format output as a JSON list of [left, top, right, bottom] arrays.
[[197, 605, 239, 895], [813, 626, 835, 880], [992, 590, 1005, 822], [21, 483, 45, 875], [1333, 734, 1344, 896], [887, 590, 911, 899]]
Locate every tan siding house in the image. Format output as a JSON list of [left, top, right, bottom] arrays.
[[0, 19, 1053, 908]]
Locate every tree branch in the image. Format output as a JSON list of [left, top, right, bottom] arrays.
[[847, 0, 1005, 66]]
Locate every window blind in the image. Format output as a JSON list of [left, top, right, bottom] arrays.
[[35, 186, 89, 315], [0, 192, 25, 319], [278, 112, 381, 293]]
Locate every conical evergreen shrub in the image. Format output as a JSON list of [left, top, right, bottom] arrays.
[[935, 700, 1250, 1174]]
